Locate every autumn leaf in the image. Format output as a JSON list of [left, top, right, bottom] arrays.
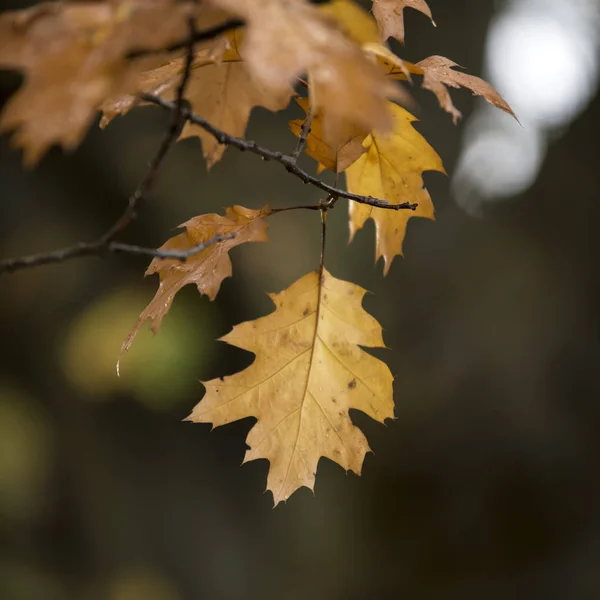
[[102, 32, 292, 168], [119, 205, 270, 367], [417, 55, 517, 123], [320, 0, 382, 46], [218, 0, 398, 145], [187, 269, 394, 505], [346, 101, 445, 274], [289, 98, 367, 173], [372, 0, 435, 44], [0, 0, 220, 164]]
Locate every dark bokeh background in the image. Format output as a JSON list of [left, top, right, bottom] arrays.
[[1, 1, 600, 599]]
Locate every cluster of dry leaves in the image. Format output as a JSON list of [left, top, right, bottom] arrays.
[[0, 0, 515, 504]]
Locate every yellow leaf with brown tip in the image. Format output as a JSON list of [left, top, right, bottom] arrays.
[[346, 101, 445, 274], [187, 269, 394, 505]]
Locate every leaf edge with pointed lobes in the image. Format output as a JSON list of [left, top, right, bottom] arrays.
[[117, 204, 270, 374], [186, 269, 394, 506], [346, 101, 445, 275]]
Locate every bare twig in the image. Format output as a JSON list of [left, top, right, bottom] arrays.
[[143, 94, 418, 212], [102, 19, 197, 243], [292, 111, 313, 162], [128, 18, 244, 60], [0, 234, 236, 275]]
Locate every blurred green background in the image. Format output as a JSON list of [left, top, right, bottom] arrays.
[[1, 0, 600, 598]]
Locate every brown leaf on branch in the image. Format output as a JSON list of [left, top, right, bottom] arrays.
[[218, 0, 398, 144], [102, 32, 292, 168], [119, 205, 270, 368], [0, 0, 222, 164], [289, 98, 367, 173], [346, 101, 445, 274], [187, 269, 394, 505], [417, 55, 517, 123], [371, 0, 435, 44]]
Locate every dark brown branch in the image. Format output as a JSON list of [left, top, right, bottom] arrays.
[[102, 19, 197, 243], [143, 93, 418, 212], [0, 234, 236, 275], [128, 18, 244, 60], [292, 111, 313, 162]]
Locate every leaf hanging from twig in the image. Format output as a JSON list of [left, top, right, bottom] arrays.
[[187, 269, 394, 505], [119, 205, 270, 370]]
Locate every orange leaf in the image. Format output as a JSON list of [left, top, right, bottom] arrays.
[[119, 205, 270, 368], [187, 269, 394, 505], [372, 0, 435, 44], [417, 55, 517, 123]]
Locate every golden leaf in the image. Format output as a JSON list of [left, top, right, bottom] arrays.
[[289, 97, 367, 173], [372, 0, 435, 44], [320, 0, 382, 45], [218, 0, 397, 144], [346, 101, 445, 274], [102, 32, 292, 168], [119, 205, 270, 366], [417, 55, 517, 123], [187, 269, 394, 505]]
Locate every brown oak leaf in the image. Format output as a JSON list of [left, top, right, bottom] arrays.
[[0, 0, 219, 164], [417, 55, 517, 123], [371, 0, 435, 44], [119, 205, 270, 369]]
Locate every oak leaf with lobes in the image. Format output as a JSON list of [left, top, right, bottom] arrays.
[[346, 101, 445, 274], [119, 205, 270, 370], [187, 269, 394, 505], [417, 55, 517, 123]]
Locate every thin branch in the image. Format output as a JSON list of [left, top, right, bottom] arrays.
[[102, 19, 197, 243], [128, 18, 244, 60], [292, 111, 313, 162], [144, 94, 418, 212], [0, 21, 200, 277], [0, 234, 236, 275]]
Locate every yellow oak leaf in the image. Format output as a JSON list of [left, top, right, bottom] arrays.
[[372, 0, 435, 44], [119, 205, 270, 366], [289, 97, 367, 173], [346, 101, 445, 275], [417, 55, 517, 123], [187, 269, 394, 505], [0, 0, 223, 164]]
